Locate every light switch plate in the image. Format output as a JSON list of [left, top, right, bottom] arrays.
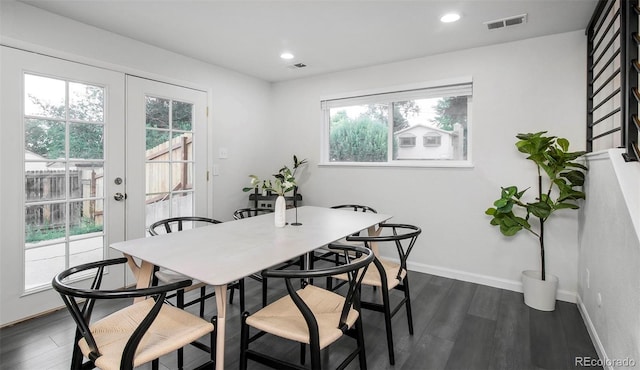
[[219, 148, 228, 159]]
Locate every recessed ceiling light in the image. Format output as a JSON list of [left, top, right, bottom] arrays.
[[280, 52, 294, 60], [440, 13, 461, 23]]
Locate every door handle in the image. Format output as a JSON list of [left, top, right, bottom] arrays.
[[114, 192, 127, 201]]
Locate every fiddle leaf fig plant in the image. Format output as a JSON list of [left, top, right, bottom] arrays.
[[485, 132, 588, 280]]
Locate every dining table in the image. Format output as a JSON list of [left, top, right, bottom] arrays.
[[110, 205, 392, 370]]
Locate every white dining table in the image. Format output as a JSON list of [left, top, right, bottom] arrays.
[[110, 205, 391, 370]]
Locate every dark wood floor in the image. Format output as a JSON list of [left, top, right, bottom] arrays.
[[0, 271, 600, 370]]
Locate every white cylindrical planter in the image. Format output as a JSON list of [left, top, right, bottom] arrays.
[[274, 195, 286, 227], [521, 270, 558, 311]]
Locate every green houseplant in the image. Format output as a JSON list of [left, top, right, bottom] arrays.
[[485, 132, 588, 310], [242, 155, 308, 227]]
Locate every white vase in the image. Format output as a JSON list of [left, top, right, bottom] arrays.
[[521, 270, 558, 311], [274, 195, 286, 227]]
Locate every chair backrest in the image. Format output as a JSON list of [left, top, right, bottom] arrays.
[[331, 205, 378, 237], [52, 257, 192, 364], [331, 204, 377, 213], [263, 245, 374, 334], [148, 216, 222, 236], [233, 208, 274, 220], [346, 223, 421, 281]]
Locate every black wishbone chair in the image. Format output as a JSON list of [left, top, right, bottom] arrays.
[[52, 257, 216, 370], [311, 204, 378, 289], [240, 245, 374, 370], [149, 216, 245, 316], [233, 207, 304, 307], [332, 223, 421, 365]]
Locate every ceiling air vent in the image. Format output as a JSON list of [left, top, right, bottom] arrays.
[[484, 14, 527, 30], [287, 62, 308, 70]]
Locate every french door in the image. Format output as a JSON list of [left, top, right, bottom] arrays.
[[124, 76, 208, 238], [0, 48, 209, 325], [0, 47, 126, 325], [125, 76, 208, 286]]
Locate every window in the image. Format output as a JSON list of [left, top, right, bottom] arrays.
[[321, 78, 472, 167], [423, 134, 441, 147], [399, 136, 416, 147]]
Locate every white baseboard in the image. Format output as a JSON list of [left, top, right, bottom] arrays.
[[406, 261, 577, 303], [576, 295, 609, 369]]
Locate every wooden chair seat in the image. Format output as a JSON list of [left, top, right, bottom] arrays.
[[155, 270, 206, 291], [240, 244, 374, 370], [78, 299, 213, 370], [246, 284, 359, 349], [52, 257, 216, 370]]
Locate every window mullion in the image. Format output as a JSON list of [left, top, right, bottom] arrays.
[[387, 103, 394, 162]]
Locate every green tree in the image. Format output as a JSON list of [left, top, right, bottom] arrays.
[[365, 101, 419, 132], [431, 96, 467, 131], [329, 113, 387, 161]]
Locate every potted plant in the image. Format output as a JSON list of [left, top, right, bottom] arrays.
[[243, 155, 307, 227], [485, 132, 588, 311]]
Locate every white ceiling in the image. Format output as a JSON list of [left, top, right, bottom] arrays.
[[19, 0, 598, 82]]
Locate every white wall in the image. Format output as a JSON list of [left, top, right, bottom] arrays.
[[0, 1, 276, 221], [271, 30, 587, 300], [1, 1, 588, 310], [578, 150, 640, 368]]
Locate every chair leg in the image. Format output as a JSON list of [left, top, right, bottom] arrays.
[[177, 290, 185, 369], [70, 331, 85, 370], [355, 317, 368, 370], [199, 286, 206, 318], [211, 316, 217, 366], [403, 276, 414, 335], [229, 282, 235, 304], [262, 276, 268, 307], [310, 343, 321, 370], [381, 289, 395, 365], [152, 358, 159, 370], [239, 278, 246, 312], [240, 312, 250, 370]]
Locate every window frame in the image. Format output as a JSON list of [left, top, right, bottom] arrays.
[[319, 77, 473, 168]]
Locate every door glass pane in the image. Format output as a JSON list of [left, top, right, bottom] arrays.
[[25, 243, 65, 290], [25, 162, 66, 202], [146, 130, 170, 155], [69, 200, 104, 236], [23, 73, 106, 292], [172, 162, 192, 190], [171, 192, 193, 217], [25, 203, 66, 243], [69, 82, 104, 122], [69, 123, 104, 159], [69, 237, 104, 267], [24, 74, 65, 119], [172, 100, 192, 130], [145, 163, 170, 193], [24, 120, 65, 160], [69, 162, 104, 200], [146, 96, 169, 128], [145, 96, 195, 227], [172, 132, 193, 160]]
